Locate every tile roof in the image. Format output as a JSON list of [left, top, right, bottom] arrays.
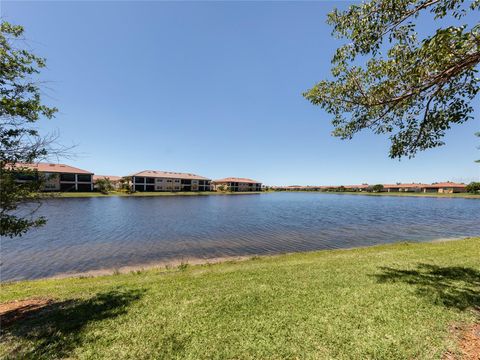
[[212, 177, 261, 184], [383, 183, 429, 189], [425, 182, 466, 188], [93, 175, 122, 182], [131, 170, 210, 180], [14, 163, 93, 175]]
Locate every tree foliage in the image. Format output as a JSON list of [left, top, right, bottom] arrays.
[[119, 177, 133, 193], [465, 181, 480, 193], [304, 0, 480, 158], [0, 22, 58, 237], [371, 184, 385, 192], [95, 178, 114, 194]]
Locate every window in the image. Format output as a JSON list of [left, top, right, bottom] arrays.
[[156, 178, 163, 183], [60, 183, 76, 192], [77, 183, 92, 191], [146, 177, 155, 184], [146, 185, 155, 191], [167, 179, 172, 183], [181, 179, 191, 185], [15, 173, 37, 181], [77, 174, 92, 182], [135, 177, 145, 184], [174, 179, 180, 183], [60, 173, 75, 182]]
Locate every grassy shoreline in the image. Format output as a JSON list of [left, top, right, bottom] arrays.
[[48, 191, 263, 198], [45, 190, 479, 199], [1, 237, 479, 359], [274, 190, 480, 199]]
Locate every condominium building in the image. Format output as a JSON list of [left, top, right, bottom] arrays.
[[422, 182, 467, 193], [383, 183, 428, 192], [13, 163, 94, 191], [129, 170, 211, 192], [212, 177, 262, 192]]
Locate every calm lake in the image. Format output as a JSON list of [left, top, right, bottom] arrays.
[[2, 192, 480, 281]]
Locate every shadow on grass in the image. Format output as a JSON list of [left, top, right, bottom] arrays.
[[375, 263, 480, 311], [0, 288, 145, 359]]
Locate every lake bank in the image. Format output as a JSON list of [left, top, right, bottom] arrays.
[[1, 237, 479, 359], [42, 191, 480, 199], [49, 191, 263, 198], [273, 190, 480, 199], [2, 236, 469, 282], [4, 192, 480, 281]]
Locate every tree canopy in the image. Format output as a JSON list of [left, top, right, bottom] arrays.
[[0, 21, 58, 237], [304, 0, 480, 158]]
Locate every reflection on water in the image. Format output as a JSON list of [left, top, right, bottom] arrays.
[[2, 193, 479, 281]]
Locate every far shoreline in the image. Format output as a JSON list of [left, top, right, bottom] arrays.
[[42, 190, 480, 199]]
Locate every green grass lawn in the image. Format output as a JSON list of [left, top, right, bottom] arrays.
[[1, 238, 479, 359]]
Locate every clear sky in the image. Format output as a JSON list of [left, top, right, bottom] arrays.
[[2, 1, 479, 186]]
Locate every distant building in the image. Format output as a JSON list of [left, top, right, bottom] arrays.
[[93, 175, 123, 190], [212, 177, 262, 192], [129, 170, 211, 192], [422, 182, 467, 193], [271, 182, 467, 193], [13, 163, 94, 192], [383, 183, 428, 192]]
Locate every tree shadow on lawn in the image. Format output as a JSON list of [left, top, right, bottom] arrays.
[[374, 264, 480, 311], [0, 288, 145, 359]]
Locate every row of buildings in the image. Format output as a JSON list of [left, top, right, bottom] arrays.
[[11, 163, 263, 193], [272, 182, 468, 194], [11, 163, 469, 194]]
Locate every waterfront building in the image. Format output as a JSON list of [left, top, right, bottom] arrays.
[[13, 163, 94, 192], [421, 182, 467, 193], [129, 170, 211, 192], [383, 183, 428, 192], [212, 177, 262, 192]]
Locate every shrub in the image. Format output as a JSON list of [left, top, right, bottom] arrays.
[[465, 182, 480, 194]]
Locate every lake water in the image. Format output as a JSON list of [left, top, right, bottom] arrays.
[[2, 193, 480, 281]]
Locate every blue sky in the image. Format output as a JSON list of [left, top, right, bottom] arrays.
[[2, 1, 479, 186]]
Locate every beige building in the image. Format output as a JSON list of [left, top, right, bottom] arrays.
[[212, 177, 262, 192], [129, 170, 211, 192], [383, 183, 428, 192], [422, 182, 467, 193], [13, 163, 94, 192]]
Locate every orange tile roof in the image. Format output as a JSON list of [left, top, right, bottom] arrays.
[[425, 182, 466, 188], [212, 177, 261, 184], [93, 175, 122, 182], [383, 183, 429, 189], [131, 170, 210, 180], [14, 163, 93, 174]]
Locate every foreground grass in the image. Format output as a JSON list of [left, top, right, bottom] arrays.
[[278, 190, 480, 199], [52, 191, 263, 198], [1, 238, 479, 359]]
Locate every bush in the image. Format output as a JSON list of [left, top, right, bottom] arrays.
[[96, 178, 114, 194], [371, 184, 384, 193], [465, 182, 480, 194]]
